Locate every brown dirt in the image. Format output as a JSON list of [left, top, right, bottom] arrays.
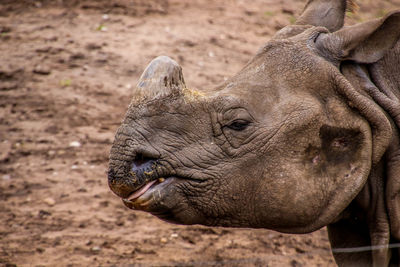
[[1, 0, 399, 266]]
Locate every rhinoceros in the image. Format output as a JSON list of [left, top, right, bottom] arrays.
[[108, 0, 400, 265]]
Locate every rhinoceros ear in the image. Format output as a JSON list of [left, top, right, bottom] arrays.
[[275, 0, 355, 39], [315, 11, 400, 63], [296, 0, 356, 32]]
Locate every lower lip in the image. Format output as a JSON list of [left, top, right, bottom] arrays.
[[125, 180, 157, 201], [123, 178, 168, 202]]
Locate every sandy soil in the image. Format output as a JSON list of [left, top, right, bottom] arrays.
[[1, 0, 399, 266]]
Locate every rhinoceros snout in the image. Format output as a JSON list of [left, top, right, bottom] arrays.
[[107, 168, 133, 198], [108, 150, 162, 199]]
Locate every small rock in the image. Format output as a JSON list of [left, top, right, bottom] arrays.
[[160, 237, 168, 243], [2, 174, 11, 180], [33, 65, 51, 75], [43, 197, 56, 206], [91, 246, 101, 253], [69, 141, 81, 147], [35, 46, 51, 53], [38, 210, 51, 218]]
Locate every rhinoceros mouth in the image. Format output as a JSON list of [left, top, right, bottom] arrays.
[[123, 178, 164, 202], [121, 176, 177, 209]]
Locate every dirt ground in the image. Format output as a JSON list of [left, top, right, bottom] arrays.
[[1, 0, 400, 266]]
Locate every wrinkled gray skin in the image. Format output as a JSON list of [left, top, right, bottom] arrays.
[[108, 0, 400, 266]]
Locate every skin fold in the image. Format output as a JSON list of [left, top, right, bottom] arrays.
[[108, 1, 400, 266]]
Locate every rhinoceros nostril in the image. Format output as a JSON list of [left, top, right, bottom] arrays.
[[131, 153, 156, 172]]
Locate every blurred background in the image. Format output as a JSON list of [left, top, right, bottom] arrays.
[[1, 0, 399, 266]]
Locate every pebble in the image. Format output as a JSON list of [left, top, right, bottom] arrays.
[[2, 174, 11, 180], [91, 246, 101, 253], [33, 65, 51, 75], [160, 237, 168, 243], [43, 197, 56, 206], [69, 141, 81, 147]]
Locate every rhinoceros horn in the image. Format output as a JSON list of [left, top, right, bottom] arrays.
[[132, 56, 186, 105]]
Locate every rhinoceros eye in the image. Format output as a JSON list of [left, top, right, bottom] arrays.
[[226, 120, 250, 131]]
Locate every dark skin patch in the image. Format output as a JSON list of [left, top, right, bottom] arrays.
[[303, 125, 363, 181], [320, 125, 363, 164]]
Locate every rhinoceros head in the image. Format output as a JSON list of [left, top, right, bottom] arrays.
[[108, 0, 400, 236]]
